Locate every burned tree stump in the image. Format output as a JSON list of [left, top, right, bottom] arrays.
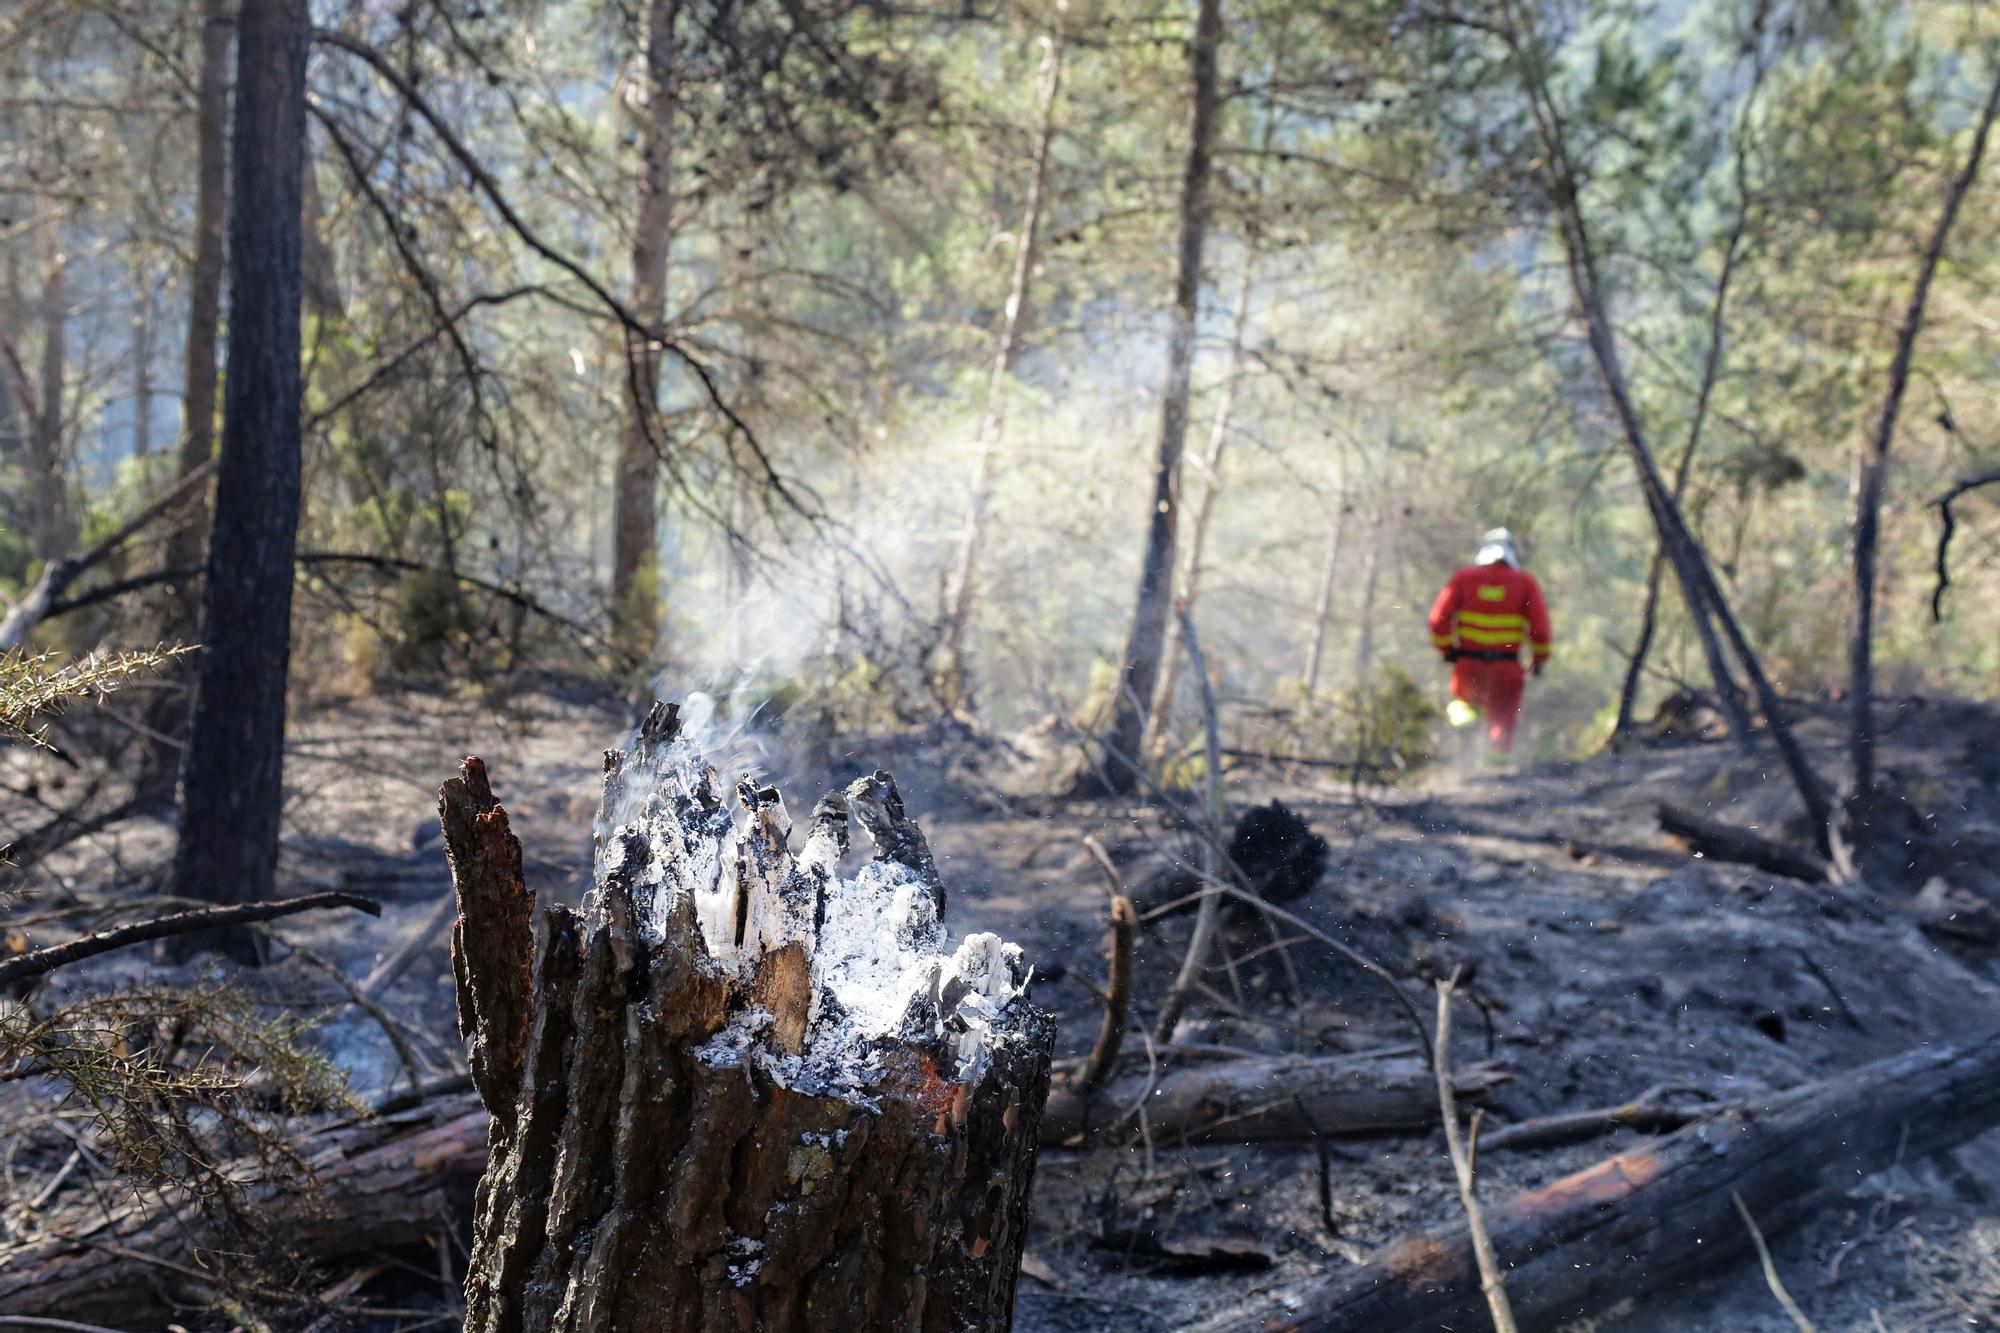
[[441, 703, 1056, 1333]]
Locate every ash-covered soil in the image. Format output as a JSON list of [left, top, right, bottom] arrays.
[[5, 684, 1999, 1331]]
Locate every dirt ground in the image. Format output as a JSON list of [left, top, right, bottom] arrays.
[[6, 682, 2000, 1331]]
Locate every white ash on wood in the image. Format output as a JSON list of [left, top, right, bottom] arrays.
[[447, 701, 1056, 1333]]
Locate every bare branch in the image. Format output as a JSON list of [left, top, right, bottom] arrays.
[[1929, 469, 2000, 621], [0, 892, 381, 989]]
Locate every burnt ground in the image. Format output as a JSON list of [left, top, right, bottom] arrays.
[[5, 684, 2000, 1331]]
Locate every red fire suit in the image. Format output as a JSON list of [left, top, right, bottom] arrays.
[[1427, 563, 1552, 751]]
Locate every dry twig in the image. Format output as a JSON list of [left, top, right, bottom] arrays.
[[1437, 969, 1516, 1333], [1069, 838, 1134, 1104], [1732, 1190, 1817, 1333], [1155, 610, 1226, 1044]]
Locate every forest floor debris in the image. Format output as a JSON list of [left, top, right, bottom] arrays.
[[4, 685, 2000, 1330]]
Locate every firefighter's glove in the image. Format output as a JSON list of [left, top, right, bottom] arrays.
[[1441, 648, 1460, 664], [1531, 659, 1544, 678]]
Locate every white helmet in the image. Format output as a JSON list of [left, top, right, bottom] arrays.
[[1474, 527, 1519, 568]]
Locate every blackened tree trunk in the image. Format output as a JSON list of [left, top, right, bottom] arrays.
[[165, 0, 310, 957], [1612, 213, 1750, 745], [1145, 259, 1253, 760], [130, 259, 155, 462], [162, 0, 232, 623], [0, 253, 24, 497], [1609, 50, 1768, 746], [27, 220, 74, 564], [1146, 46, 1285, 756], [1099, 0, 1223, 792], [610, 0, 678, 666], [447, 705, 1055, 1332], [135, 0, 233, 793], [1496, 3, 1833, 842], [1847, 67, 2000, 840]]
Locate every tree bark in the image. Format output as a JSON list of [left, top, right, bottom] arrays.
[[165, 0, 310, 955], [1205, 1026, 2000, 1332], [450, 704, 1055, 1332], [131, 259, 156, 462], [162, 0, 232, 622], [27, 219, 74, 564], [1099, 0, 1223, 793], [0, 255, 25, 494], [130, 0, 235, 790], [1145, 258, 1252, 758], [1144, 41, 1285, 752], [609, 0, 678, 665], [936, 26, 1065, 711], [1848, 67, 2000, 832]]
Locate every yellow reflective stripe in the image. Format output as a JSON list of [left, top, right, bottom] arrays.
[[1474, 585, 1508, 602], [1431, 634, 1455, 647], [1532, 641, 1553, 659], [1457, 626, 1526, 646], [1456, 610, 1528, 630]]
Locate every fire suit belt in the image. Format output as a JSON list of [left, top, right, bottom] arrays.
[[1456, 648, 1521, 662]]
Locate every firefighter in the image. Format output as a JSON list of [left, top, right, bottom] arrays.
[[1427, 527, 1552, 753]]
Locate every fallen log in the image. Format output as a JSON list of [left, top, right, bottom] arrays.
[[0, 1100, 489, 1321], [1203, 1025, 2000, 1332], [1657, 802, 1830, 882], [1042, 1049, 1507, 1147], [0, 1047, 1510, 1319]]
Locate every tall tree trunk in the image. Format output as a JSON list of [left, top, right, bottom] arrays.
[[1145, 44, 1285, 755], [27, 221, 74, 564], [1848, 67, 2000, 834], [610, 0, 678, 667], [1098, 0, 1223, 792], [1611, 279, 1742, 744], [1499, 0, 1834, 843], [1144, 260, 1253, 759], [135, 0, 234, 795], [0, 255, 30, 547], [1614, 44, 1767, 745], [131, 263, 155, 462], [1301, 487, 1346, 695], [165, 0, 310, 958], [162, 0, 232, 624], [935, 28, 1065, 712]]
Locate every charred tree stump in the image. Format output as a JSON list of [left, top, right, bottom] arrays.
[[443, 703, 1056, 1333]]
